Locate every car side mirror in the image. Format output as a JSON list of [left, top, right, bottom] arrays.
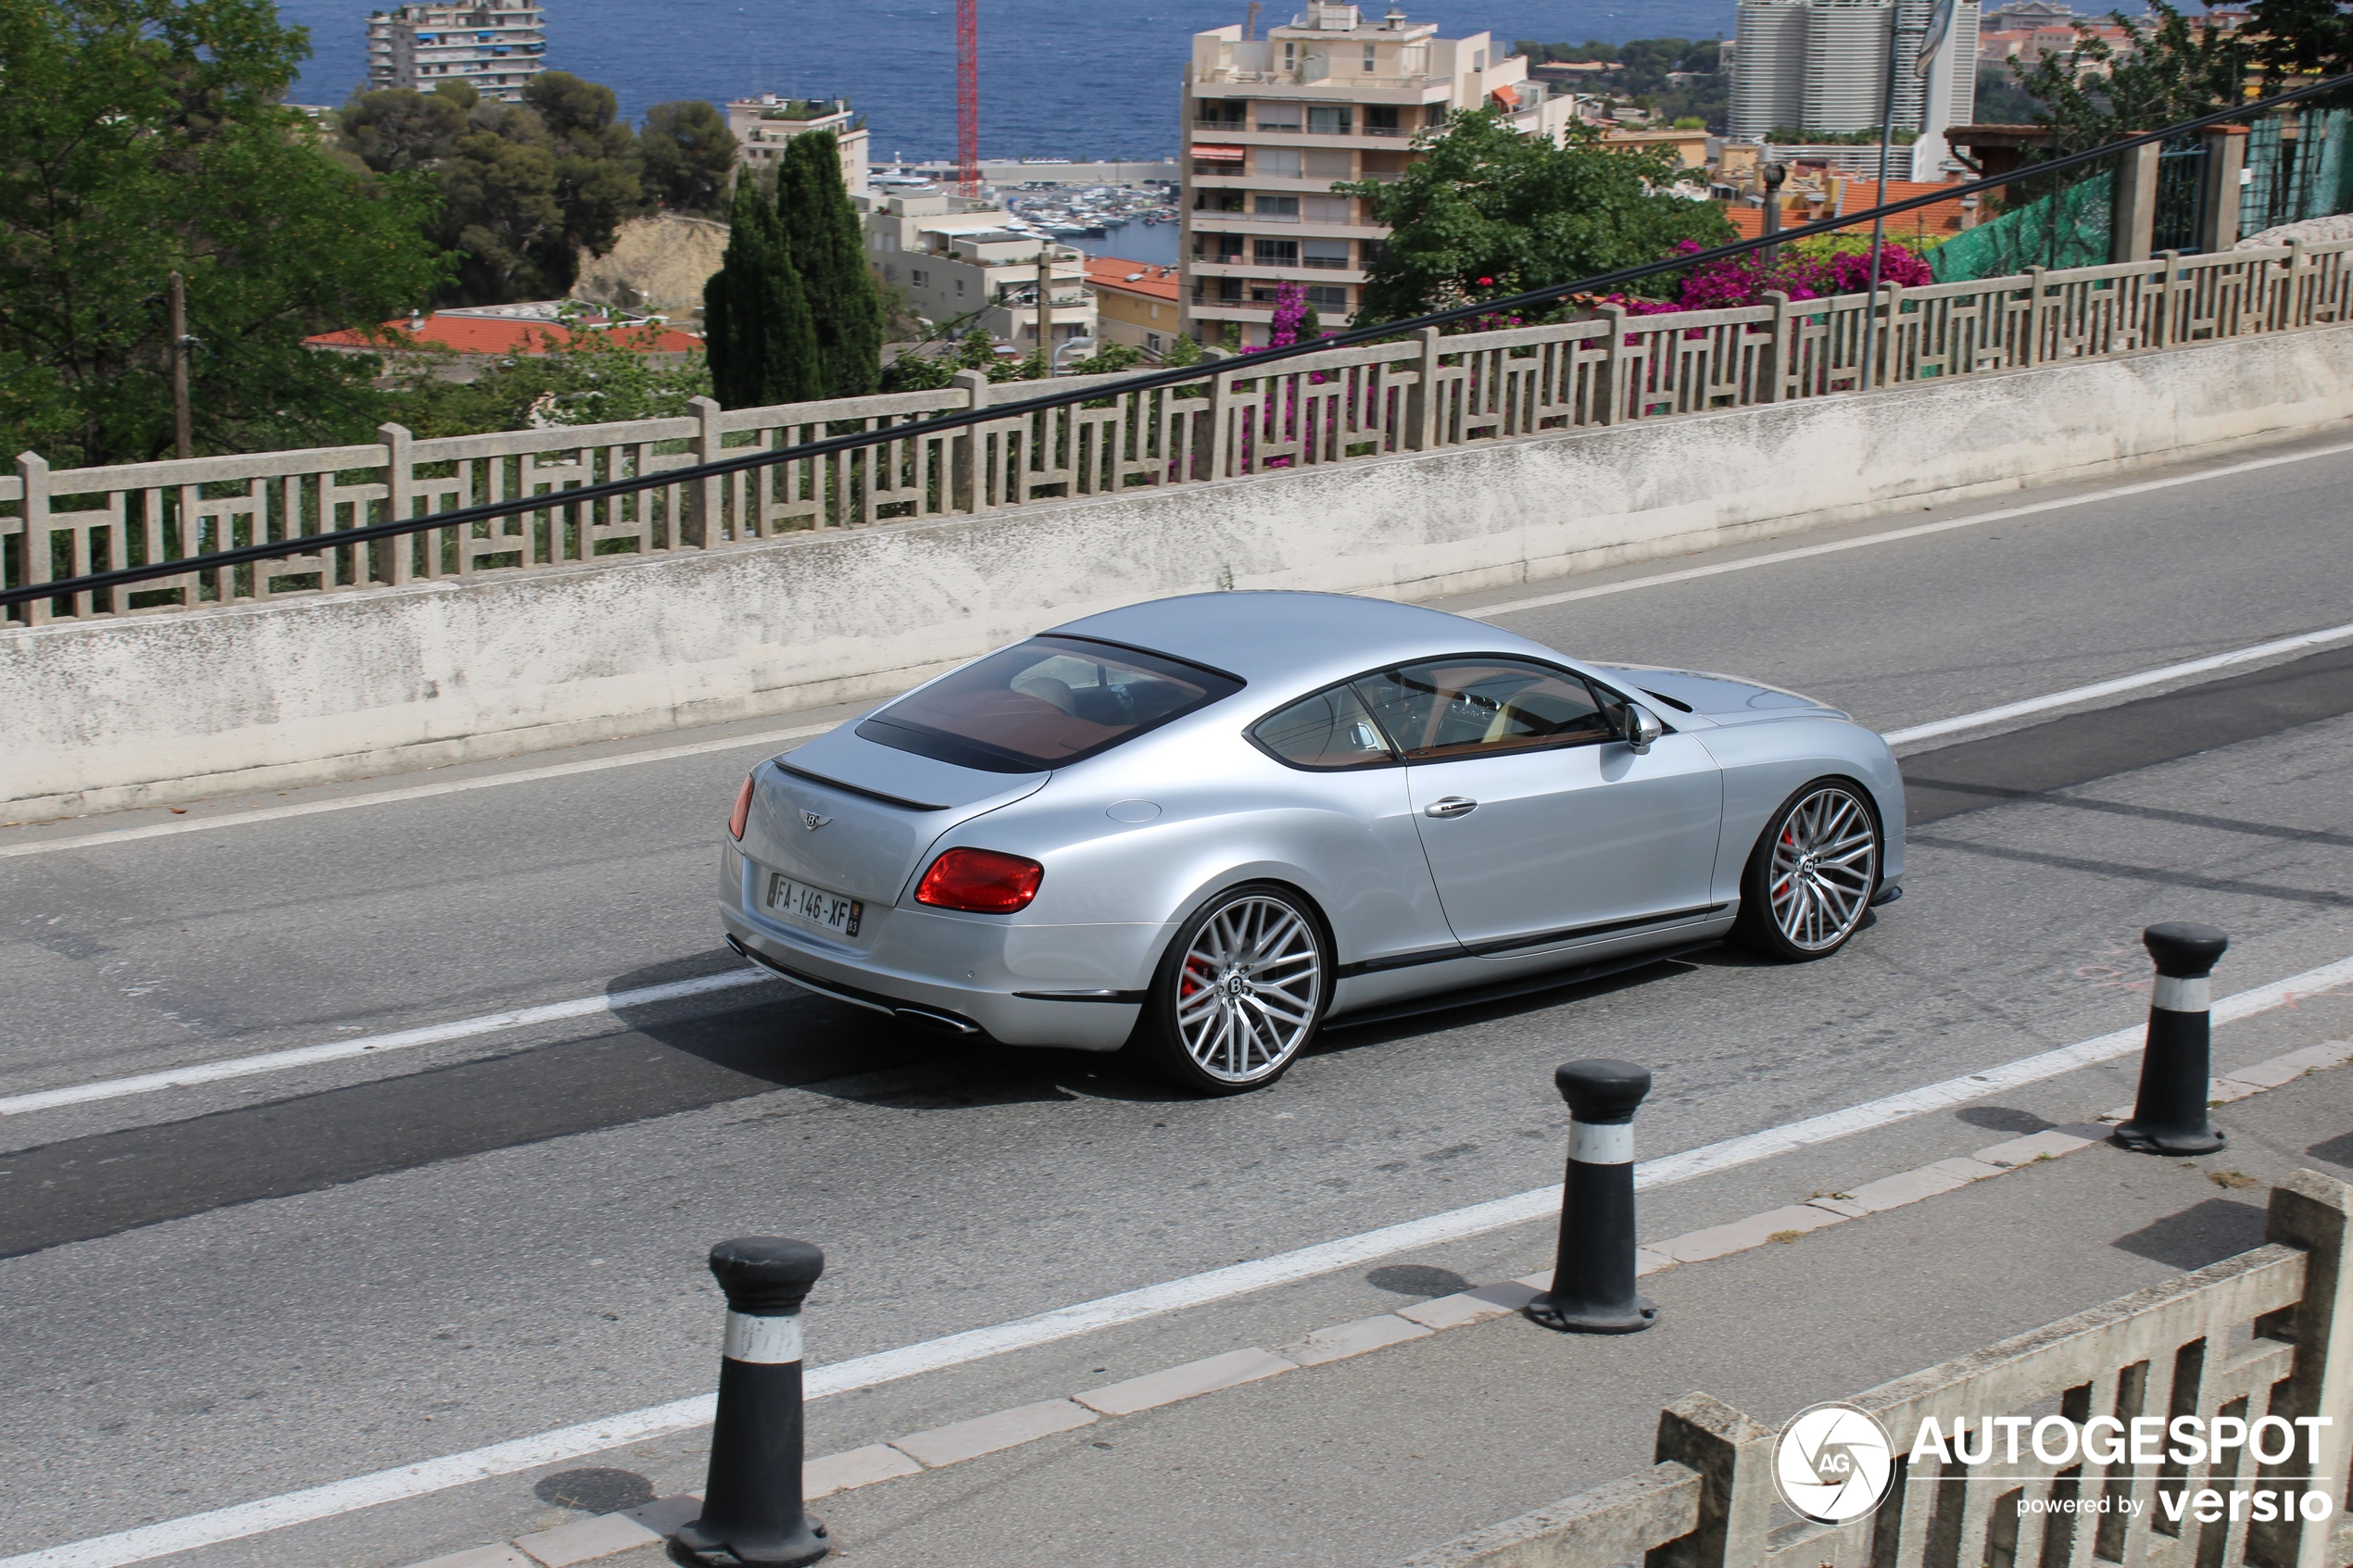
[[1617, 700, 1662, 755]]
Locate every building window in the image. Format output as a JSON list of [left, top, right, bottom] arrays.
[[1148, 332, 1164, 353], [1359, 237, 1389, 266], [1302, 194, 1351, 222], [1303, 147, 1353, 178], [1363, 44, 1377, 71], [1307, 106, 1353, 135], [1305, 284, 1349, 310], [1425, 103, 1447, 127], [1302, 239, 1351, 270], [1195, 232, 1243, 262], [1283, 41, 1296, 70], [955, 278, 965, 296], [1194, 189, 1245, 212], [911, 269, 928, 286], [1255, 100, 1300, 132], [1254, 194, 1301, 218], [1253, 238, 1299, 265], [1197, 98, 1246, 127], [1255, 147, 1302, 178]]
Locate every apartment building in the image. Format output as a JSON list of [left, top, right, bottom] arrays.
[[366, 0, 545, 101], [726, 95, 871, 200], [1181, 2, 1576, 347], [862, 193, 1098, 352], [1728, 0, 1979, 175]]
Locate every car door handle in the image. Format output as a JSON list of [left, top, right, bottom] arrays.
[[1424, 797, 1478, 819]]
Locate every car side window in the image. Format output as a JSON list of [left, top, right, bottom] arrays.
[[1252, 683, 1398, 769], [1353, 659, 1615, 761]]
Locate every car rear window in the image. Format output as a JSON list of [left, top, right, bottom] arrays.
[[857, 636, 1242, 771]]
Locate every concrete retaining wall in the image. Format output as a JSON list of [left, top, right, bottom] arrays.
[[7, 326, 2350, 818]]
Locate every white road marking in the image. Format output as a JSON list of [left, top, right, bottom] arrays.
[[0, 722, 837, 861], [14, 949, 2349, 1568], [1457, 438, 2353, 622], [1880, 619, 2353, 746], [0, 971, 774, 1118]]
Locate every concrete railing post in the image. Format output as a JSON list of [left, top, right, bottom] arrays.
[[16, 452, 51, 627], [1646, 1393, 1775, 1568], [2253, 1171, 2353, 1568], [1755, 291, 1790, 403], [1406, 325, 1442, 448], [950, 370, 989, 513], [1597, 307, 1628, 425], [2111, 138, 2162, 265], [1529, 1060, 1658, 1335], [2198, 125, 2249, 256], [674, 1236, 830, 1567], [2115, 922, 2228, 1155], [686, 394, 724, 546], [377, 423, 413, 587], [1202, 346, 1237, 478]]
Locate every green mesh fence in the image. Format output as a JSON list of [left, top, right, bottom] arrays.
[[1931, 170, 2114, 282], [2240, 110, 2353, 238]]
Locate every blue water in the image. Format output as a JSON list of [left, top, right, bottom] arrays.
[[278, 0, 1736, 159]]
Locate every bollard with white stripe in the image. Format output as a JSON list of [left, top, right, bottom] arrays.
[[2114, 922, 2229, 1156], [1526, 1060, 1659, 1335], [673, 1237, 831, 1567]]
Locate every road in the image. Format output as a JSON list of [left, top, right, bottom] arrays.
[[4, 430, 2352, 1567]]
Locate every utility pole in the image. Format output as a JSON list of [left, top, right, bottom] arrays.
[[168, 270, 193, 460], [1036, 246, 1053, 374], [1760, 161, 1787, 270]]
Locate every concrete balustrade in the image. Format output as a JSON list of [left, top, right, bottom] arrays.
[[5, 242, 2353, 816]]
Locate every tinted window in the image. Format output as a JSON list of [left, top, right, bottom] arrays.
[[1252, 684, 1396, 769], [1354, 659, 1614, 760], [859, 637, 1239, 771]]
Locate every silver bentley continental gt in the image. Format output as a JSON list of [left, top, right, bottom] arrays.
[[720, 592, 1905, 1095]]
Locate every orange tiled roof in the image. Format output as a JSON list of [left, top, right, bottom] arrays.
[[1083, 257, 1182, 301], [1719, 179, 1969, 244], [306, 313, 703, 357]]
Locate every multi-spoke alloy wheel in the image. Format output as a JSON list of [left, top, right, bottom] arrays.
[[1139, 885, 1328, 1094], [1736, 781, 1881, 961]]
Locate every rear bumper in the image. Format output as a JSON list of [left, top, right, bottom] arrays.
[[720, 847, 1147, 1050]]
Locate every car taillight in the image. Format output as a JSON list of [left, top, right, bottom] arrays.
[[916, 847, 1044, 913], [728, 775, 754, 840]]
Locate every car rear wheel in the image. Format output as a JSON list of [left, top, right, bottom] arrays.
[[1136, 884, 1330, 1095], [1734, 779, 1881, 961]]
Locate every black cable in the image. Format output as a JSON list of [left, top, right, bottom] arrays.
[[9, 71, 2349, 611]]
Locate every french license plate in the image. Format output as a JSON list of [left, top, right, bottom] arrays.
[[767, 872, 863, 937]]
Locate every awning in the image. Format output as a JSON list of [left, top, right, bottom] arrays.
[[1191, 144, 1247, 162], [1490, 83, 1520, 108]]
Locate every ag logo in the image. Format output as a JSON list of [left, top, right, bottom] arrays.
[[1773, 1402, 1894, 1524]]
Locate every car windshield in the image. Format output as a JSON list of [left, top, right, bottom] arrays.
[[858, 637, 1241, 771]]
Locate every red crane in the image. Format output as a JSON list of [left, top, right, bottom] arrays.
[[956, 0, 979, 194]]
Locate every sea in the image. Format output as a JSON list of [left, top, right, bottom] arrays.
[[280, 0, 1737, 267], [281, 0, 1739, 157]]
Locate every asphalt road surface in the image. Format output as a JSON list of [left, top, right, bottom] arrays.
[[5, 430, 2352, 1566]]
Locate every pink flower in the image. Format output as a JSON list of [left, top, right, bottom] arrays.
[[1477, 276, 1494, 286]]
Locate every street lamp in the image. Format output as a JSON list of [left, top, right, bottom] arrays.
[[1052, 336, 1099, 374]]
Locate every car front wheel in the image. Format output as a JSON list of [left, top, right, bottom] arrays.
[[1735, 779, 1881, 961], [1136, 884, 1330, 1095]]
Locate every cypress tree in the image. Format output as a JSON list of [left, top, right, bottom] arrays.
[[775, 129, 884, 398], [703, 179, 821, 409]]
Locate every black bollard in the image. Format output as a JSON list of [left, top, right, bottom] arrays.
[[673, 1237, 830, 1568], [1527, 1060, 1658, 1335], [2113, 922, 2229, 1156]]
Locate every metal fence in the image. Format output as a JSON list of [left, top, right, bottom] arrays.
[[8, 236, 2353, 628], [1403, 1169, 2353, 1568]]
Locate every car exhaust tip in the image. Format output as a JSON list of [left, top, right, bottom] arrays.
[[893, 1004, 982, 1036]]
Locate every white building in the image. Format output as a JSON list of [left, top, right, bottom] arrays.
[[1728, 0, 1978, 158], [1181, 2, 1579, 346], [726, 96, 871, 200], [862, 192, 1098, 352], [366, 0, 546, 101]]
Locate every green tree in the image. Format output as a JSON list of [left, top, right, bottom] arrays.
[[774, 130, 882, 396], [2221, 0, 2353, 93], [2012, 1, 2250, 154], [433, 105, 571, 301], [1337, 109, 1732, 323], [338, 84, 468, 173], [640, 100, 738, 213], [703, 179, 821, 408], [1, 0, 447, 468], [523, 71, 642, 259]]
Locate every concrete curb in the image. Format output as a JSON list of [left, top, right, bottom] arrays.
[[402, 1037, 2351, 1568]]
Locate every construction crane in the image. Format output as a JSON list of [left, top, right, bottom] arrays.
[[956, 0, 979, 194]]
